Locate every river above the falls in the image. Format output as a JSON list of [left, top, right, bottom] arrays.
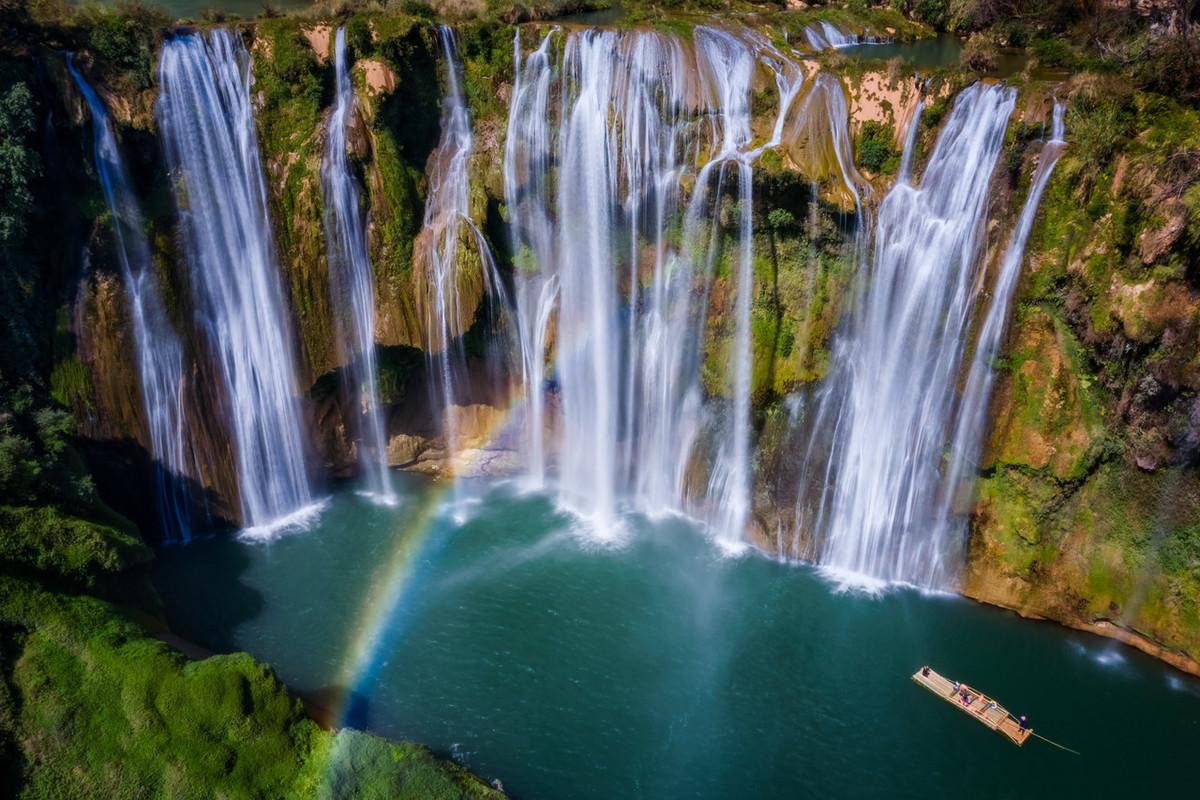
[[155, 478, 1199, 798]]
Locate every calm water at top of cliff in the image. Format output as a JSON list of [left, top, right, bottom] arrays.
[[156, 478, 1200, 799]]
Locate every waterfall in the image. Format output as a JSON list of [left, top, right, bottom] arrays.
[[804, 26, 830, 51], [417, 26, 508, 482], [781, 73, 864, 208], [68, 57, 194, 542], [897, 100, 924, 182], [553, 29, 625, 534], [692, 26, 758, 550], [939, 102, 1067, 525], [504, 27, 827, 544], [804, 23, 861, 50], [321, 27, 394, 503], [818, 22, 858, 49], [801, 83, 1016, 587], [157, 30, 318, 536], [505, 31, 558, 490]]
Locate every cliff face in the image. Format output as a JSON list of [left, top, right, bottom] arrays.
[[25, 6, 1200, 668], [961, 79, 1200, 668]]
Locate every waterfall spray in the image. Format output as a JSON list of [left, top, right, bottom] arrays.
[[503, 27, 844, 545], [801, 83, 1016, 587]]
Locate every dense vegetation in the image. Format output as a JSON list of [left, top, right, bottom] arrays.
[[1, 0, 1199, 793]]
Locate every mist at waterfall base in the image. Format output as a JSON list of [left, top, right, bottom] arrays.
[[157, 481, 1199, 798]]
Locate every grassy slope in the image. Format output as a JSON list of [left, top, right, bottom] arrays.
[[0, 576, 502, 800], [0, 492, 502, 798]]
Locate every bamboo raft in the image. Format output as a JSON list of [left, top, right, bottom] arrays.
[[911, 667, 1032, 746]]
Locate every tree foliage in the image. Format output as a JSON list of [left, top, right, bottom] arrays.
[[0, 79, 37, 249]]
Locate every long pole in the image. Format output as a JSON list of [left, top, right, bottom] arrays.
[[1031, 731, 1081, 755]]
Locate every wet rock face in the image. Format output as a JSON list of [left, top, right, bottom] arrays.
[[1137, 200, 1188, 264], [960, 74, 1200, 665]]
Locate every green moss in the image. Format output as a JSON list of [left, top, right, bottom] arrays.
[[973, 461, 1200, 655], [48, 357, 91, 412], [973, 467, 1060, 575], [0, 505, 150, 586], [369, 125, 423, 345], [249, 20, 335, 377], [0, 578, 502, 800]]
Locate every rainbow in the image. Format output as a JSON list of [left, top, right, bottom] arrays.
[[320, 386, 527, 734]]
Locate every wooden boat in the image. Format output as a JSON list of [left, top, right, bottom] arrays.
[[911, 666, 1032, 746]]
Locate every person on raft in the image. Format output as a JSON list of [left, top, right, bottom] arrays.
[[1018, 715, 1029, 732]]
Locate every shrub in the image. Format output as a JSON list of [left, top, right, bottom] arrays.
[[73, 2, 168, 90], [0, 79, 38, 248], [0, 579, 506, 799], [0, 505, 150, 585], [856, 121, 900, 174], [401, 0, 437, 18], [1031, 35, 1076, 69], [767, 207, 797, 232], [345, 14, 373, 59], [960, 32, 998, 73], [1067, 78, 1136, 169]]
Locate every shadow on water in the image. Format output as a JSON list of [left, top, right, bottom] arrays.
[[153, 527, 266, 653], [84, 436, 236, 543]]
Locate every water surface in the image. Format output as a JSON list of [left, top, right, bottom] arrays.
[[156, 479, 1200, 798], [841, 33, 1030, 77]]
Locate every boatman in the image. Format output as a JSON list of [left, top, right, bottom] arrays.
[[1018, 715, 1029, 733], [921, 665, 931, 678]]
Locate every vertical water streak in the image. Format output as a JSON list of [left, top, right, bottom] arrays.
[[418, 26, 507, 482], [321, 27, 394, 503], [502, 26, 833, 544], [692, 26, 758, 548], [68, 57, 194, 541], [807, 83, 1016, 586], [897, 100, 924, 183], [505, 30, 558, 490], [157, 30, 317, 535], [939, 102, 1067, 528], [626, 33, 705, 517], [554, 30, 622, 534]]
